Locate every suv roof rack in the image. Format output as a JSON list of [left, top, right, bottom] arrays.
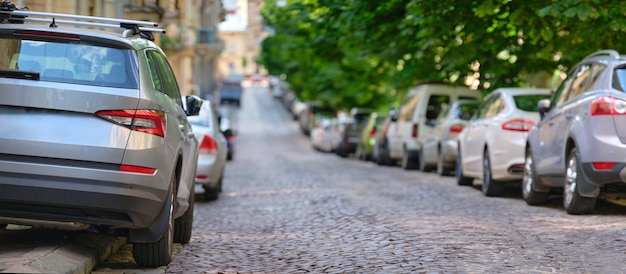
[[583, 49, 620, 60], [0, 8, 165, 40]]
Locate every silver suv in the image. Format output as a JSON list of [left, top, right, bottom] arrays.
[[524, 49, 626, 214], [0, 7, 201, 267]]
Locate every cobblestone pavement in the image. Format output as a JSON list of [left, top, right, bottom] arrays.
[[104, 87, 626, 273]]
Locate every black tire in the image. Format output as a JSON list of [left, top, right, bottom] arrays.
[[418, 150, 434, 172], [133, 173, 175, 267], [563, 147, 596, 215], [437, 151, 453, 176], [482, 148, 505, 197], [455, 148, 473, 186], [401, 149, 419, 170], [203, 174, 222, 201], [522, 147, 549, 205], [227, 149, 233, 161], [174, 189, 194, 244], [336, 143, 348, 158]]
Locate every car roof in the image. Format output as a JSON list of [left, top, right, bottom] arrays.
[[492, 87, 551, 96], [0, 9, 163, 50]]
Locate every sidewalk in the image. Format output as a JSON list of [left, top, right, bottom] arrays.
[[0, 225, 126, 274]]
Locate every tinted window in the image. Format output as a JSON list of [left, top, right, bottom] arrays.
[[426, 95, 450, 120], [0, 38, 137, 88], [613, 66, 626, 91], [454, 102, 479, 120], [146, 51, 183, 106], [513, 94, 551, 112]]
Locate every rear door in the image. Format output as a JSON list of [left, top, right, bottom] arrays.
[[0, 33, 139, 165]]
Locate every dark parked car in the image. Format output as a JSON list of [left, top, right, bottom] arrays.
[[220, 73, 244, 106], [335, 108, 373, 158]]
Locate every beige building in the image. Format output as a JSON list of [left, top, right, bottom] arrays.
[[217, 0, 267, 78], [19, 0, 224, 99]]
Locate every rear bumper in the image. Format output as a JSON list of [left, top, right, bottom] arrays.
[[0, 159, 169, 229], [194, 153, 223, 188]]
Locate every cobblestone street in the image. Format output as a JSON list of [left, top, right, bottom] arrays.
[[161, 86, 626, 273]]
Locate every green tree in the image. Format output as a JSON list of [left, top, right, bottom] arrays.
[[259, 0, 626, 110]]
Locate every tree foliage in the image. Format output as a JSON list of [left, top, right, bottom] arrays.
[[259, 0, 626, 110]]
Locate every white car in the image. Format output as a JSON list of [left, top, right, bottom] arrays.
[[187, 100, 228, 201], [420, 100, 480, 175], [386, 83, 482, 170], [456, 88, 551, 197]]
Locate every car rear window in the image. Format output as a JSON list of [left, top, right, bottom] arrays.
[[513, 94, 551, 112], [0, 38, 138, 88], [454, 102, 479, 120]]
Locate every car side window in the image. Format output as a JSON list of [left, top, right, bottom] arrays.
[[475, 94, 496, 119], [565, 63, 592, 102], [399, 93, 420, 121], [146, 50, 183, 107], [613, 65, 626, 91], [585, 63, 606, 91], [153, 52, 183, 107], [483, 96, 504, 118], [552, 66, 579, 107], [426, 95, 450, 120], [146, 51, 163, 92]]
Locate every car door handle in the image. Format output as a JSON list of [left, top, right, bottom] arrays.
[[565, 113, 574, 120]]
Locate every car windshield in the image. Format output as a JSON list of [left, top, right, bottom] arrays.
[[0, 38, 138, 88], [513, 94, 551, 112]]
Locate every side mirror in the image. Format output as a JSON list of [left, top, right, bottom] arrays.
[[185, 95, 203, 116], [389, 109, 399, 122], [538, 99, 551, 120]]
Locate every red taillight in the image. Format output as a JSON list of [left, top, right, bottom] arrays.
[[449, 123, 465, 133], [120, 164, 156, 174], [592, 162, 616, 170], [14, 30, 80, 41], [369, 128, 377, 137], [501, 119, 534, 132], [411, 123, 418, 138], [590, 96, 626, 116], [199, 135, 218, 154], [96, 110, 166, 138], [196, 175, 208, 180]]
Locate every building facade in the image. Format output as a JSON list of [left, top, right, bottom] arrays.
[[217, 0, 267, 78]]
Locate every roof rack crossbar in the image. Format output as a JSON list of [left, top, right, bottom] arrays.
[[583, 49, 620, 60], [17, 17, 165, 33], [0, 9, 159, 27]]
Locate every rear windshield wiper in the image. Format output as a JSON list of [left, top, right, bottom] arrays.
[[0, 69, 40, 80]]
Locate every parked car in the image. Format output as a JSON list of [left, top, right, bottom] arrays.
[[524, 49, 626, 214], [372, 109, 399, 166], [355, 111, 386, 161], [220, 73, 244, 106], [310, 112, 336, 152], [420, 100, 480, 175], [335, 108, 373, 158], [456, 88, 551, 197], [299, 102, 334, 136], [387, 83, 482, 170], [0, 9, 201, 267], [188, 100, 228, 201]]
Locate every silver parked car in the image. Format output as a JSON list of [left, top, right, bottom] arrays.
[[524, 50, 626, 214], [0, 9, 201, 267], [188, 100, 228, 201], [420, 100, 479, 175]]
